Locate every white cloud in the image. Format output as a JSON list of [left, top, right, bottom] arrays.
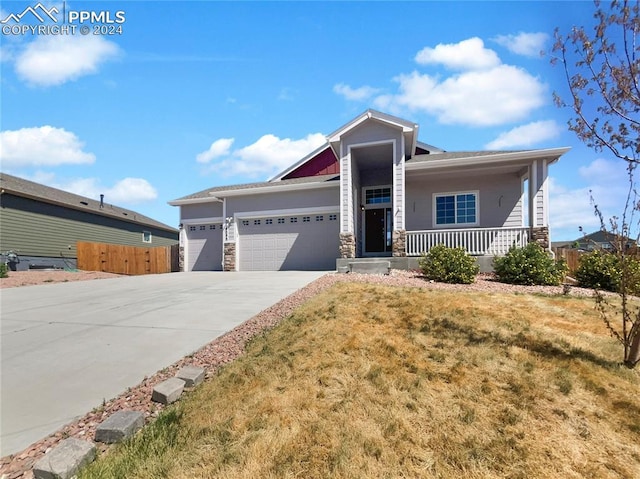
[[196, 138, 234, 164], [578, 157, 629, 185], [373, 65, 546, 126], [493, 32, 549, 58], [102, 178, 158, 203], [485, 120, 561, 149], [26, 174, 158, 204], [333, 83, 381, 101], [550, 158, 632, 238], [14, 34, 120, 87], [0, 126, 95, 167], [415, 37, 500, 70], [201, 133, 327, 178], [337, 37, 547, 127]]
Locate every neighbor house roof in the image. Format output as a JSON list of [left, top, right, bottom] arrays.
[[0, 172, 177, 233]]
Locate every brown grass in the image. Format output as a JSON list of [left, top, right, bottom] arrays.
[[80, 283, 640, 479]]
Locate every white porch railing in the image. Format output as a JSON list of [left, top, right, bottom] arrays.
[[406, 227, 529, 256]]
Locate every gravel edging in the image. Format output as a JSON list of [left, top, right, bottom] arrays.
[[0, 271, 599, 479]]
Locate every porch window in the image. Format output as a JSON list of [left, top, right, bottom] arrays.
[[434, 191, 478, 226], [365, 187, 391, 205]]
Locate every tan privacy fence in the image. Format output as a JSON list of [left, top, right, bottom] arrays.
[[77, 241, 179, 275]]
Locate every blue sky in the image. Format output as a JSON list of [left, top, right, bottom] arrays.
[[0, 0, 630, 241]]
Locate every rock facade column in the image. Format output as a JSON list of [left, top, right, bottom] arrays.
[[530, 226, 550, 250], [392, 229, 407, 257], [224, 243, 236, 271], [179, 246, 185, 272], [339, 233, 356, 258]]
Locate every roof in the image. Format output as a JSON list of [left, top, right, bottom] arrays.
[[169, 173, 339, 204], [0, 172, 178, 233]]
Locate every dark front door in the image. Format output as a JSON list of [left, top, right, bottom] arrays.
[[365, 208, 392, 254]]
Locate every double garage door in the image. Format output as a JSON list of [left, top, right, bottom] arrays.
[[238, 213, 339, 271], [186, 223, 223, 271]]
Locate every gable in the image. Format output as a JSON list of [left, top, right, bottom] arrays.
[[282, 146, 339, 180]]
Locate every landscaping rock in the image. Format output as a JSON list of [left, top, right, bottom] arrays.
[[95, 410, 145, 444], [32, 438, 95, 479], [176, 365, 205, 387], [151, 377, 185, 405]]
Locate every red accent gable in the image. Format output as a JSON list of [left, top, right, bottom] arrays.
[[282, 147, 339, 179]]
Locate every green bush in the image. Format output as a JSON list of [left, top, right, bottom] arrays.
[[0, 263, 7, 279], [576, 250, 640, 294], [418, 244, 479, 284], [493, 243, 568, 286], [575, 250, 620, 292]]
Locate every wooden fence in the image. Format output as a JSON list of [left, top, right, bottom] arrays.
[[77, 241, 179, 275], [552, 247, 583, 275]]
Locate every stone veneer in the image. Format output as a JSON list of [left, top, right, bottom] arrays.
[[339, 233, 356, 258], [392, 229, 407, 257], [223, 243, 236, 271], [530, 226, 550, 250], [178, 246, 185, 272]]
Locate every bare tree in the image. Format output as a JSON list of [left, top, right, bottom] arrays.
[[552, 0, 640, 368]]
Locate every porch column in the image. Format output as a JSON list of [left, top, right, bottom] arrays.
[[528, 159, 550, 250], [223, 218, 237, 271], [178, 225, 186, 272], [339, 142, 356, 258], [392, 229, 406, 257], [530, 227, 550, 249]]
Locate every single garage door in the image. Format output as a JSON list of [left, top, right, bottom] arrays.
[[186, 223, 223, 271], [238, 213, 339, 271]]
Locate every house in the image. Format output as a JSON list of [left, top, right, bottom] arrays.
[[170, 110, 569, 272], [564, 230, 637, 251], [0, 172, 179, 270]]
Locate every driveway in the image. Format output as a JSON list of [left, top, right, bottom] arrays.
[[0, 271, 326, 457]]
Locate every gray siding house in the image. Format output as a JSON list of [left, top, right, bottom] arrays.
[[170, 110, 569, 272], [0, 173, 179, 270]]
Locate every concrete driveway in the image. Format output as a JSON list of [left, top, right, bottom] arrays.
[[0, 271, 326, 457]]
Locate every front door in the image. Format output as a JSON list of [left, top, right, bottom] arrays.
[[365, 208, 392, 254]]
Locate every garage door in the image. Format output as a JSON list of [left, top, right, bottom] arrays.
[[238, 213, 339, 271], [186, 223, 223, 271]]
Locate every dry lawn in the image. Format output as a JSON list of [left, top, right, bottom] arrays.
[[80, 283, 640, 479]]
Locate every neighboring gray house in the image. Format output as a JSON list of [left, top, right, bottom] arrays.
[[170, 110, 569, 272], [0, 172, 179, 270], [565, 230, 636, 251]]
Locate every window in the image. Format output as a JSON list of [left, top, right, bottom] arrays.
[[315, 215, 323, 221], [242, 220, 249, 226], [266, 219, 273, 225], [200, 225, 206, 231], [303, 216, 311, 223], [434, 192, 478, 226], [254, 219, 261, 225], [365, 187, 391, 205], [189, 226, 196, 231], [209, 225, 216, 230], [278, 218, 285, 224], [142, 231, 152, 243], [329, 214, 337, 221], [290, 217, 298, 223]]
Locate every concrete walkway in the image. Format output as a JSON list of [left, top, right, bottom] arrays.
[[0, 271, 326, 457]]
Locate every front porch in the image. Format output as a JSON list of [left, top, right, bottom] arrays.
[[336, 226, 549, 273]]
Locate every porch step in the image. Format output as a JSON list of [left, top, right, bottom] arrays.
[[348, 260, 391, 275]]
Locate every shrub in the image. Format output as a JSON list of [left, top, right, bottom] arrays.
[[575, 250, 620, 292], [0, 263, 7, 279], [576, 250, 640, 294], [493, 243, 568, 286], [418, 244, 479, 284]]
